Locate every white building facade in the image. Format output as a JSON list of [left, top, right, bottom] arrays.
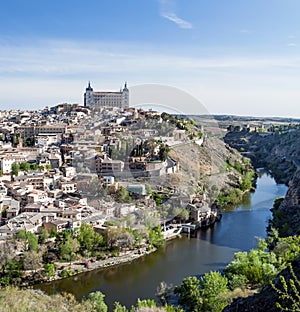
[[84, 82, 129, 109]]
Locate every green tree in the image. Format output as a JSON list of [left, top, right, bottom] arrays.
[[11, 163, 20, 176], [30, 163, 39, 170], [148, 226, 165, 248], [87, 291, 108, 312], [25, 136, 35, 147], [113, 302, 128, 312], [78, 223, 96, 254], [224, 240, 279, 286], [174, 276, 202, 312], [199, 271, 229, 312], [45, 164, 52, 170], [20, 162, 31, 172], [136, 298, 157, 309], [239, 176, 252, 191], [78, 223, 104, 256], [227, 274, 249, 291], [1, 207, 7, 219], [233, 161, 244, 174], [116, 186, 132, 203], [59, 234, 80, 263], [159, 144, 170, 161], [16, 230, 38, 252], [44, 263, 56, 279], [273, 235, 300, 265]]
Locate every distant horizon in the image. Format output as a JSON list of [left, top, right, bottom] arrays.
[[1, 102, 300, 122]]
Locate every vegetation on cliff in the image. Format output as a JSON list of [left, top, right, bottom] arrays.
[[215, 157, 255, 207]]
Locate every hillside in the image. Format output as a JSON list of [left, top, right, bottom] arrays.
[[167, 136, 251, 205], [224, 127, 300, 184]]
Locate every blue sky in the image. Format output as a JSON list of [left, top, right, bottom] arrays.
[[1, 0, 300, 117]]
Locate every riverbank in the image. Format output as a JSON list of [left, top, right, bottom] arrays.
[[61, 247, 155, 274], [29, 247, 156, 286]]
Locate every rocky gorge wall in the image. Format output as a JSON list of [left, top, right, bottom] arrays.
[[271, 169, 300, 237]]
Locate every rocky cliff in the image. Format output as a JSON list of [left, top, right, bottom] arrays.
[[271, 169, 300, 236], [224, 129, 300, 184]]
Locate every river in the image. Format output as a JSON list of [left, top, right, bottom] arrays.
[[36, 173, 287, 309]]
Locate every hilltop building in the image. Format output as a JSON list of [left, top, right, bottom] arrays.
[[84, 82, 129, 109]]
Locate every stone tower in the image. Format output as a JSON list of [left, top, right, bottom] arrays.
[[84, 81, 94, 107], [121, 82, 129, 108]]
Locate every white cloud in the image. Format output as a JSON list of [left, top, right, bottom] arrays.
[[161, 12, 193, 29], [1, 38, 299, 79], [288, 43, 297, 47], [159, 0, 192, 29]]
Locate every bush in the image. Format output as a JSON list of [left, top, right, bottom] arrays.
[[148, 227, 165, 248], [227, 274, 249, 290], [224, 243, 279, 286], [216, 188, 243, 206], [87, 291, 108, 312], [59, 268, 73, 278]]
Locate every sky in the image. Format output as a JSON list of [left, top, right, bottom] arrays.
[[1, 0, 300, 117]]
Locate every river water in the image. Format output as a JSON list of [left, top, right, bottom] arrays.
[[36, 173, 287, 309]]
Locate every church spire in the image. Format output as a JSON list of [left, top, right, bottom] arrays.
[[123, 81, 128, 92], [86, 81, 93, 91]]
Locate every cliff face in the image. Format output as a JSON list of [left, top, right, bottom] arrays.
[[281, 170, 300, 207], [168, 136, 252, 205], [224, 130, 299, 184], [271, 170, 300, 236]]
